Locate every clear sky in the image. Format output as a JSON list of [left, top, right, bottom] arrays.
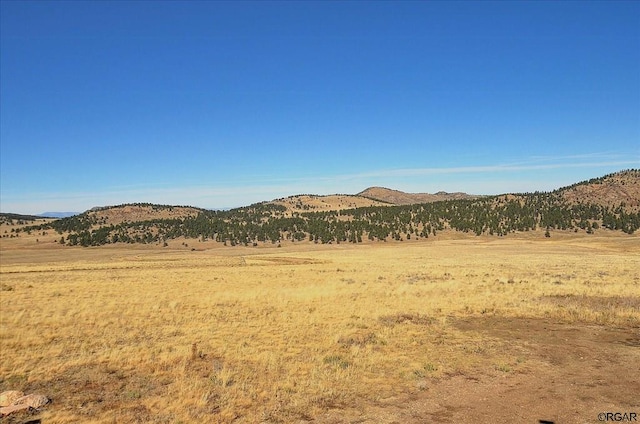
[[1, 1, 639, 214]]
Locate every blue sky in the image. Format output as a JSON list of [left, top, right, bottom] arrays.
[[1, 1, 639, 214]]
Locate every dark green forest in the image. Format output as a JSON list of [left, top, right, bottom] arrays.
[[0, 213, 46, 225]]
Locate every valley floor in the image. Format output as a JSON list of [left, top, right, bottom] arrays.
[[1, 234, 638, 423]]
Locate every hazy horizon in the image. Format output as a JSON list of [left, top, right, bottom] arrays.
[[2, 2, 639, 215], [2, 165, 638, 216]]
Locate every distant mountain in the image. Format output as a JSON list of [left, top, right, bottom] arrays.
[[357, 187, 479, 205], [0, 212, 48, 222], [39, 212, 80, 218]]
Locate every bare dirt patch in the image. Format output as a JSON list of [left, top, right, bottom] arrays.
[[317, 317, 639, 423]]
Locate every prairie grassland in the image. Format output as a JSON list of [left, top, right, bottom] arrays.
[[0, 234, 639, 423]]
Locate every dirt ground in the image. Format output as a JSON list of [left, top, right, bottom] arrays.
[[317, 317, 640, 424]]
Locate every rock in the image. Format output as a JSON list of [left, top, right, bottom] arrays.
[[0, 391, 24, 407], [0, 392, 49, 417], [14, 394, 50, 408], [0, 403, 32, 416]]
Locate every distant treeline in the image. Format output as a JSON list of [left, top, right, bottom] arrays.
[[0, 213, 48, 225], [19, 190, 640, 247]]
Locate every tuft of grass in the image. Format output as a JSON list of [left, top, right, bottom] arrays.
[[424, 362, 438, 372], [495, 363, 511, 373], [378, 313, 435, 327], [337, 331, 378, 347], [323, 355, 351, 369]]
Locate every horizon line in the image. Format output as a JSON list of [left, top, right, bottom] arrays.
[[1, 164, 637, 216]]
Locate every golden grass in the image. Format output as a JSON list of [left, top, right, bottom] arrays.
[[1, 234, 639, 422], [271, 194, 390, 213]]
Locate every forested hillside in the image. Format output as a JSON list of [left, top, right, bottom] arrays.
[[14, 170, 640, 247]]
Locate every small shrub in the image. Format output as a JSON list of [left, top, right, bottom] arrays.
[[337, 332, 378, 347]]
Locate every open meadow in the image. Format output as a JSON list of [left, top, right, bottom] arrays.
[[1, 233, 639, 423]]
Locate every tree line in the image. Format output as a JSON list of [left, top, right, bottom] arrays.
[[18, 190, 640, 247]]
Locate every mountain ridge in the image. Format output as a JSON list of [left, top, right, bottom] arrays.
[[39, 212, 80, 218], [3, 169, 639, 247], [357, 186, 479, 205]]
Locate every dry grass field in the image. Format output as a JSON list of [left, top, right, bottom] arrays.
[[1, 232, 639, 423]]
